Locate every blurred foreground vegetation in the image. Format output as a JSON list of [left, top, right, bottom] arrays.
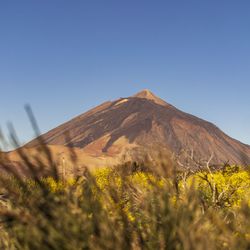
[[0, 150, 249, 250]]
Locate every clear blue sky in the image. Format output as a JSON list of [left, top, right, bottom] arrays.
[[0, 1, 250, 150]]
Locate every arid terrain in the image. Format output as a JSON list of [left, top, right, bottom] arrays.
[[6, 89, 250, 170]]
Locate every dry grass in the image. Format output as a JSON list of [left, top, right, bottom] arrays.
[[0, 146, 249, 249]]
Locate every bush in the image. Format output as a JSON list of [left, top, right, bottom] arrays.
[[0, 145, 249, 249]]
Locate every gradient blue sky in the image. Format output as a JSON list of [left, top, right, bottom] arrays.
[[0, 1, 250, 150]]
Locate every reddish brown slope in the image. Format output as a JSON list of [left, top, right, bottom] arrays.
[[25, 89, 250, 165]]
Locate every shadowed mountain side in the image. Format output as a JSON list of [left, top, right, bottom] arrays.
[[22, 89, 250, 166]]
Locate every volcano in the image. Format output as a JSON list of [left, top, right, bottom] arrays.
[[18, 89, 250, 167]]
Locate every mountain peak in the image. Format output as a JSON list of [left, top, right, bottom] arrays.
[[133, 89, 167, 106], [134, 89, 155, 98]]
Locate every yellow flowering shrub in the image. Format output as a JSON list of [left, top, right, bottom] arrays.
[[42, 177, 76, 192], [186, 166, 250, 208]]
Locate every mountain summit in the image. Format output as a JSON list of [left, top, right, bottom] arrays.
[[133, 89, 169, 106], [24, 90, 250, 167]]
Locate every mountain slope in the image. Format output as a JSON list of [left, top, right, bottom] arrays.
[[24, 89, 250, 166]]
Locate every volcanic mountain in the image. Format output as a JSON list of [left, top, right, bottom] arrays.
[[18, 89, 250, 167]]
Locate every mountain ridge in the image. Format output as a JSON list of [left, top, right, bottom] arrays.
[[21, 89, 250, 167]]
